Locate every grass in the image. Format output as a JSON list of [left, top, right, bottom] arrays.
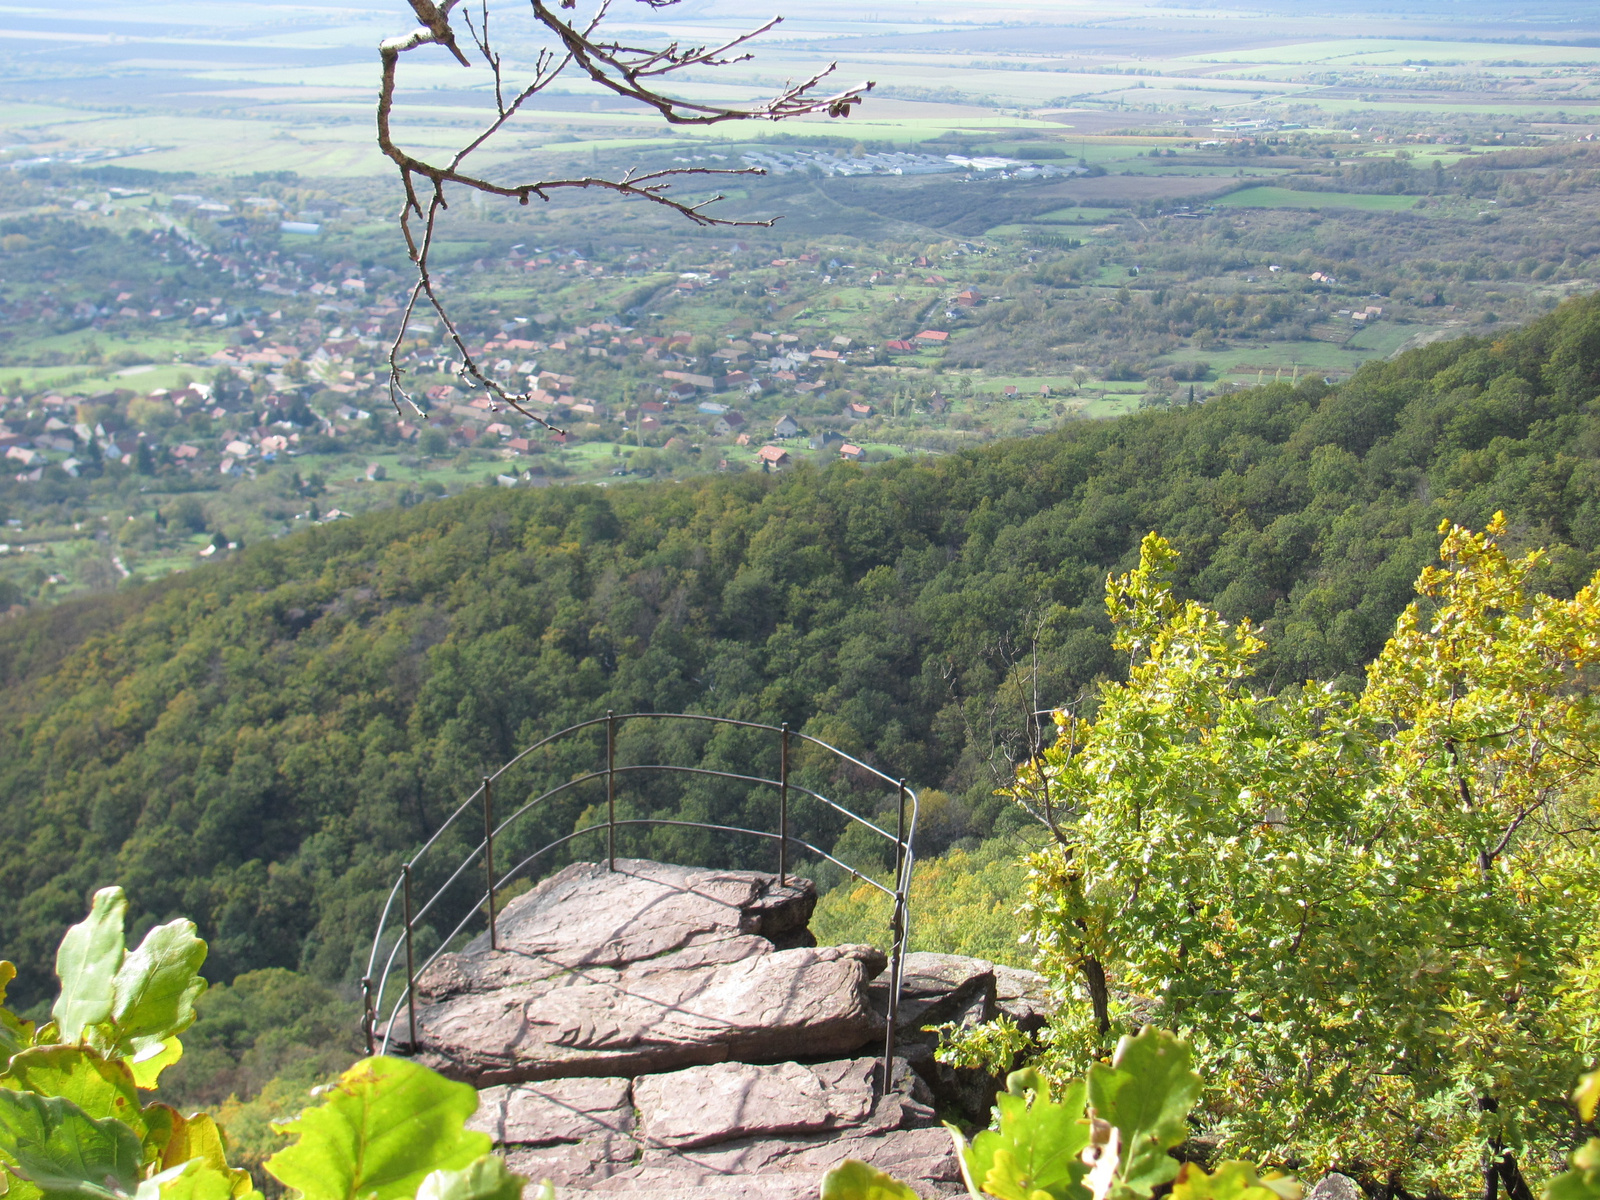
[[1214, 187, 1422, 212], [1034, 207, 1126, 223], [1345, 322, 1419, 355]]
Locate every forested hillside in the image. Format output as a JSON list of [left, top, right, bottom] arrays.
[[2, 295, 1600, 1008]]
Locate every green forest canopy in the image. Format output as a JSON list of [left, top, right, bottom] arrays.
[[1, 295, 1599, 1008]]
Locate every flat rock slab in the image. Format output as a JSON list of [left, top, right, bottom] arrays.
[[477, 1057, 949, 1196], [469, 1077, 634, 1145], [634, 1058, 879, 1149], [585, 1126, 962, 1200], [410, 861, 885, 1084]]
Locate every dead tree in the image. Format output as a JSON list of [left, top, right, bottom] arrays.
[[376, 0, 872, 429]]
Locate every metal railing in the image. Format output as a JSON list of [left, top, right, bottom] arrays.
[[361, 711, 919, 1088]]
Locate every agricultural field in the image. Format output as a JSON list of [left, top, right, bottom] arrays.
[[0, 0, 1598, 603], [1213, 187, 1422, 210]]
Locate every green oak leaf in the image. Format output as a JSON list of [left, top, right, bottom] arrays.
[[1576, 1070, 1600, 1124], [413, 1156, 525, 1200], [124, 1046, 182, 1096], [131, 1162, 230, 1200], [158, 1113, 252, 1200], [0, 965, 37, 1075], [1545, 1138, 1600, 1200], [106, 923, 207, 1059], [958, 1075, 1091, 1200], [264, 1057, 489, 1200], [0, 1088, 142, 1200], [1171, 1162, 1301, 1200], [138, 1107, 176, 1170], [1086, 1027, 1201, 1199], [52, 892, 127, 1045], [0, 1047, 145, 1140], [819, 1159, 923, 1200]]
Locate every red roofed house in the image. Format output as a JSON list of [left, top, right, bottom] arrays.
[[885, 340, 915, 353], [757, 445, 790, 468], [914, 330, 948, 344], [839, 443, 865, 461], [847, 402, 874, 418], [953, 290, 980, 307]]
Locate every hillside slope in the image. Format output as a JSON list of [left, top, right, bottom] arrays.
[[2, 296, 1599, 1001]]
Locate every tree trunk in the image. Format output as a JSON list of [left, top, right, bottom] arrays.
[[1080, 955, 1111, 1035]]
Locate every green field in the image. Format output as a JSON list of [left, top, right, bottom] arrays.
[[1214, 188, 1422, 212]]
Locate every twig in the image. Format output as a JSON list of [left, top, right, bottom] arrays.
[[376, 0, 873, 422]]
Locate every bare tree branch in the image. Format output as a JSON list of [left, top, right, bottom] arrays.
[[376, 0, 873, 427]]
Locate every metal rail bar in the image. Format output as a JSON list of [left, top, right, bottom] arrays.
[[483, 775, 496, 950], [779, 723, 790, 885]]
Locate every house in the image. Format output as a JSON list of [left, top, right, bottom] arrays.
[[668, 382, 698, 402], [1003, 385, 1018, 397], [846, 402, 874, 419], [811, 349, 841, 362], [507, 437, 533, 454], [641, 416, 662, 433], [952, 290, 980, 306], [914, 330, 948, 344], [662, 370, 714, 389], [1040, 385, 1052, 397], [839, 443, 865, 461], [757, 445, 790, 469], [809, 430, 843, 450], [713, 412, 746, 436], [885, 340, 915, 353], [173, 444, 200, 460], [773, 414, 800, 438]]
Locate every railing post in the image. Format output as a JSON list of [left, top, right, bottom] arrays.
[[402, 862, 418, 1050], [882, 778, 908, 1091], [606, 710, 616, 871], [779, 723, 790, 885], [360, 975, 374, 1057], [483, 775, 497, 950]]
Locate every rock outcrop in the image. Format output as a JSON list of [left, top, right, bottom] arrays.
[[405, 859, 1051, 1198]]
